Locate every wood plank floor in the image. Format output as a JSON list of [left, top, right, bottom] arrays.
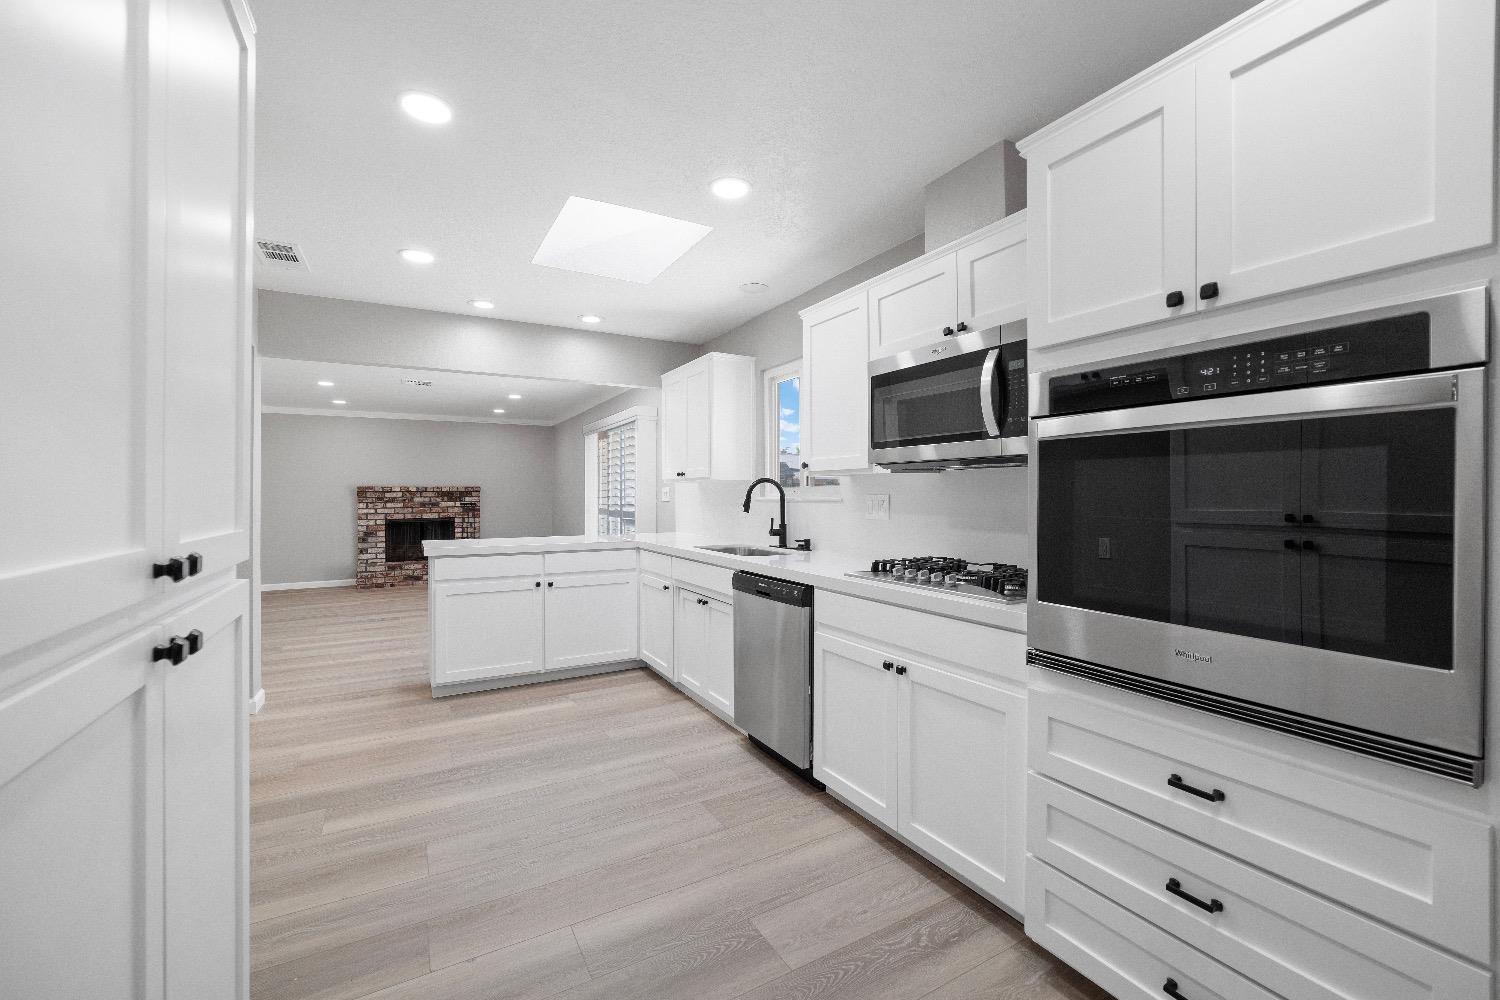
[[251, 585, 1111, 1000]]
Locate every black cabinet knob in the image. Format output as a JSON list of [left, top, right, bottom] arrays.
[[1301, 539, 1318, 551], [1165, 290, 1185, 308], [1283, 538, 1297, 549], [535, 581, 541, 588], [547, 581, 554, 588], [1301, 514, 1316, 524], [661, 584, 670, 591], [1199, 281, 1220, 300], [183, 629, 204, 656], [153, 558, 186, 582], [676, 471, 686, 477], [1284, 513, 1298, 524], [955, 321, 968, 332], [941, 326, 955, 337], [185, 552, 203, 577], [882, 660, 894, 671], [152, 639, 187, 666], [800, 462, 809, 470], [894, 664, 907, 675]]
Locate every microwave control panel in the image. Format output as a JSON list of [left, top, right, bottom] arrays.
[[999, 339, 1028, 437], [1047, 311, 1432, 417]]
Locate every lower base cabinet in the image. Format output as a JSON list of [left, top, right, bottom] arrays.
[[638, 573, 674, 680], [674, 588, 734, 719], [813, 625, 1026, 911], [431, 577, 546, 686], [544, 571, 637, 671], [0, 580, 249, 998]]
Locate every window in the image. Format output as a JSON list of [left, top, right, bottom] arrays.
[[596, 421, 636, 537], [764, 362, 839, 498], [583, 405, 658, 537]]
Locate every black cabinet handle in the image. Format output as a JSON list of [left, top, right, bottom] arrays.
[[185, 552, 203, 577], [1165, 290, 1184, 308], [676, 472, 685, 477], [183, 629, 204, 656], [547, 581, 554, 588], [153, 558, 186, 582], [152, 639, 187, 665], [1301, 539, 1318, 551], [1163, 978, 1191, 1000], [882, 660, 894, 671], [1165, 877, 1224, 914], [535, 581, 541, 588], [801, 462, 809, 470], [941, 326, 955, 337], [1283, 513, 1298, 524], [955, 322, 968, 332], [1167, 773, 1225, 802], [1283, 538, 1297, 549], [894, 664, 907, 675], [661, 584, 670, 591], [1199, 281, 1220, 300], [1301, 514, 1316, 524]]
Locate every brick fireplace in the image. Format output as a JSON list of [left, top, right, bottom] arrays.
[[356, 485, 480, 588]]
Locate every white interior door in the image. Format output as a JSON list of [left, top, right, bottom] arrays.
[[700, 596, 734, 718], [674, 589, 708, 697], [638, 574, 674, 679], [0, 626, 165, 999], [161, 0, 254, 580], [802, 293, 871, 473], [899, 659, 1026, 910], [0, 0, 161, 659], [812, 632, 898, 827], [868, 255, 959, 359], [544, 571, 638, 670], [1026, 65, 1197, 347], [161, 581, 248, 999], [1194, 0, 1494, 309], [431, 577, 545, 686], [956, 224, 1027, 331]]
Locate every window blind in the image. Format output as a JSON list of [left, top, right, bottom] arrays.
[[596, 421, 637, 537]]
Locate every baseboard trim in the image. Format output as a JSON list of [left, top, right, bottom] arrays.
[[430, 660, 644, 698], [261, 579, 356, 592], [248, 689, 266, 714]]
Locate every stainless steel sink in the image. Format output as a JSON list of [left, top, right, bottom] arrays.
[[697, 544, 781, 557]]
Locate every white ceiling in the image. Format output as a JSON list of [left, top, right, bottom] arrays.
[[252, 0, 1258, 343], [260, 358, 624, 425]]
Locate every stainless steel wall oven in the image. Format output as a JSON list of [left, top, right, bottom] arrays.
[[1028, 288, 1488, 783]]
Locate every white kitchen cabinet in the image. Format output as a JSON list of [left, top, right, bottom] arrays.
[[955, 219, 1028, 332], [800, 291, 872, 473], [430, 576, 546, 687], [868, 254, 959, 358], [0, 581, 249, 999], [1020, 0, 1494, 347], [673, 588, 734, 719], [1023, 65, 1197, 348], [544, 571, 638, 671], [813, 632, 900, 827], [638, 573, 674, 680], [660, 353, 757, 481], [1193, 0, 1494, 310]]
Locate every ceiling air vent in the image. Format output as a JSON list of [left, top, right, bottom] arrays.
[[401, 378, 434, 388], [255, 239, 309, 270]]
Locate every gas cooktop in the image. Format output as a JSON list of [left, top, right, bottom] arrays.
[[846, 557, 1027, 604]]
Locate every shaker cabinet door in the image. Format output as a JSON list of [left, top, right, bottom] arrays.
[[430, 578, 545, 686], [1194, 0, 1494, 309], [544, 571, 638, 671], [812, 632, 899, 827], [868, 255, 959, 359], [638, 575, 675, 680], [802, 293, 872, 474]]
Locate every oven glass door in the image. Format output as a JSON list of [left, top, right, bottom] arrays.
[[1037, 389, 1463, 671], [871, 348, 998, 450]]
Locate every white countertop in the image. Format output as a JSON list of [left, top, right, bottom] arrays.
[[425, 532, 1027, 633]]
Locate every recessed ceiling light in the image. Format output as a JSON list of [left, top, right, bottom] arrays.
[[739, 281, 769, 294], [399, 91, 452, 125], [331, 399, 347, 405], [470, 299, 495, 309], [492, 408, 506, 414], [578, 314, 602, 324], [399, 248, 435, 265], [316, 380, 335, 386], [507, 394, 522, 400], [533, 197, 711, 284], [710, 176, 751, 200]]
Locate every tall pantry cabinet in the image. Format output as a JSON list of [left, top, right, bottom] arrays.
[[0, 0, 256, 996]]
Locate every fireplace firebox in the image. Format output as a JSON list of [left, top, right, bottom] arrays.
[[385, 517, 455, 563]]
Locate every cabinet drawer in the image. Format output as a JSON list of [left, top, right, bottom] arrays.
[[1029, 688, 1491, 961], [1030, 774, 1490, 1000], [544, 548, 636, 575], [429, 553, 544, 581], [672, 558, 733, 600], [1027, 859, 1282, 1000], [639, 549, 673, 578], [817, 591, 1025, 684]]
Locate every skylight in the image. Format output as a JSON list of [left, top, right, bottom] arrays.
[[532, 197, 712, 284]]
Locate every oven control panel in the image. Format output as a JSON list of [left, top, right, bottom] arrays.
[[1047, 311, 1431, 417]]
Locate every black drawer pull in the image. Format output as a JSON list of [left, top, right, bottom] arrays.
[[894, 664, 907, 675], [1165, 290, 1184, 308], [152, 639, 187, 666], [1199, 281, 1220, 300], [1163, 979, 1190, 1000], [1168, 773, 1225, 802], [1165, 877, 1223, 913], [882, 660, 894, 671]]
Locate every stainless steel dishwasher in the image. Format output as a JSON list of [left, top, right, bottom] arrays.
[[731, 571, 814, 771]]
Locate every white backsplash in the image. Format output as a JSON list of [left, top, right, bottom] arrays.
[[670, 469, 1030, 568]]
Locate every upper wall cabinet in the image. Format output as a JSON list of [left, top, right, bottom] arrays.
[[956, 222, 1029, 333], [1021, 0, 1496, 349], [660, 352, 758, 481], [868, 254, 959, 358], [801, 292, 872, 473]]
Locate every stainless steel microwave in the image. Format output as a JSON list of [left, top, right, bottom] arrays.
[[1028, 288, 1488, 784], [868, 321, 1028, 471]]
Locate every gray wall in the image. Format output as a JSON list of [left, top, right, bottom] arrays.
[[261, 413, 557, 585], [923, 140, 1027, 251], [550, 386, 667, 537], [258, 290, 698, 388]]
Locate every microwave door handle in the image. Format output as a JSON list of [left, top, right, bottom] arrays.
[[979, 348, 1001, 437]]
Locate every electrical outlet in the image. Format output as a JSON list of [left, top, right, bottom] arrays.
[[865, 494, 890, 520], [1097, 536, 1112, 559], [660, 485, 672, 502]]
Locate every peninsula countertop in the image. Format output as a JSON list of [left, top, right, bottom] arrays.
[[424, 532, 1027, 633]]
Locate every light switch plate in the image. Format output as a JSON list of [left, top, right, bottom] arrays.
[[865, 494, 890, 520], [660, 485, 672, 502]]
